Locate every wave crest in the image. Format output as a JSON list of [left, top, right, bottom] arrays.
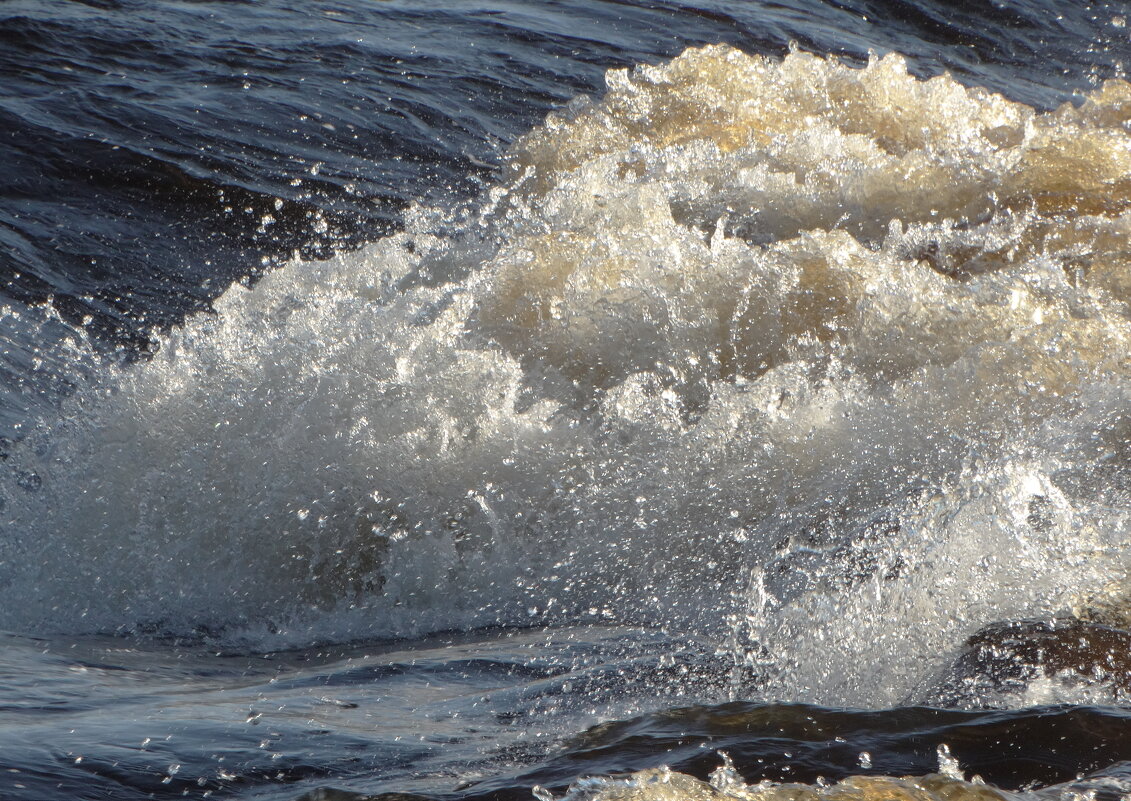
[[3, 47, 1131, 705]]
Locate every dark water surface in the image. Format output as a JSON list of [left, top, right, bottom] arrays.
[[7, 625, 1131, 801], [4, 2, 1131, 800]]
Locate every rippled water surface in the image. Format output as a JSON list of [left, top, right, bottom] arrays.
[[3, 1, 1131, 800]]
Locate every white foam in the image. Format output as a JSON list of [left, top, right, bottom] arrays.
[[4, 46, 1131, 705]]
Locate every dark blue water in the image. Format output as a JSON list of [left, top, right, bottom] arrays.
[[4, 2, 1131, 800]]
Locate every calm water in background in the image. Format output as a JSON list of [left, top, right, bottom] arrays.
[[3, 2, 1131, 800]]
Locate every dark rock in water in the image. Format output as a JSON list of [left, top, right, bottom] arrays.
[[923, 619, 1131, 707]]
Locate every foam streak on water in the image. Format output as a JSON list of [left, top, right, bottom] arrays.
[[3, 46, 1131, 707]]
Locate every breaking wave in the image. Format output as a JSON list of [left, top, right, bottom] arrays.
[[3, 46, 1131, 706]]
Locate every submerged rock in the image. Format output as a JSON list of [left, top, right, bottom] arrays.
[[922, 619, 1131, 707]]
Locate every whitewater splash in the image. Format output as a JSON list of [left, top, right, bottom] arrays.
[[3, 46, 1131, 705], [533, 756, 1131, 801]]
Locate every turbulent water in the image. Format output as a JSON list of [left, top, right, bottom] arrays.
[[3, 2, 1131, 801]]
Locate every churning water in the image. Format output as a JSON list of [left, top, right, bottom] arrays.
[[3, 2, 1131, 800]]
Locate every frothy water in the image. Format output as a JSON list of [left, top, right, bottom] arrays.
[[4, 46, 1131, 707], [533, 760, 1131, 801]]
